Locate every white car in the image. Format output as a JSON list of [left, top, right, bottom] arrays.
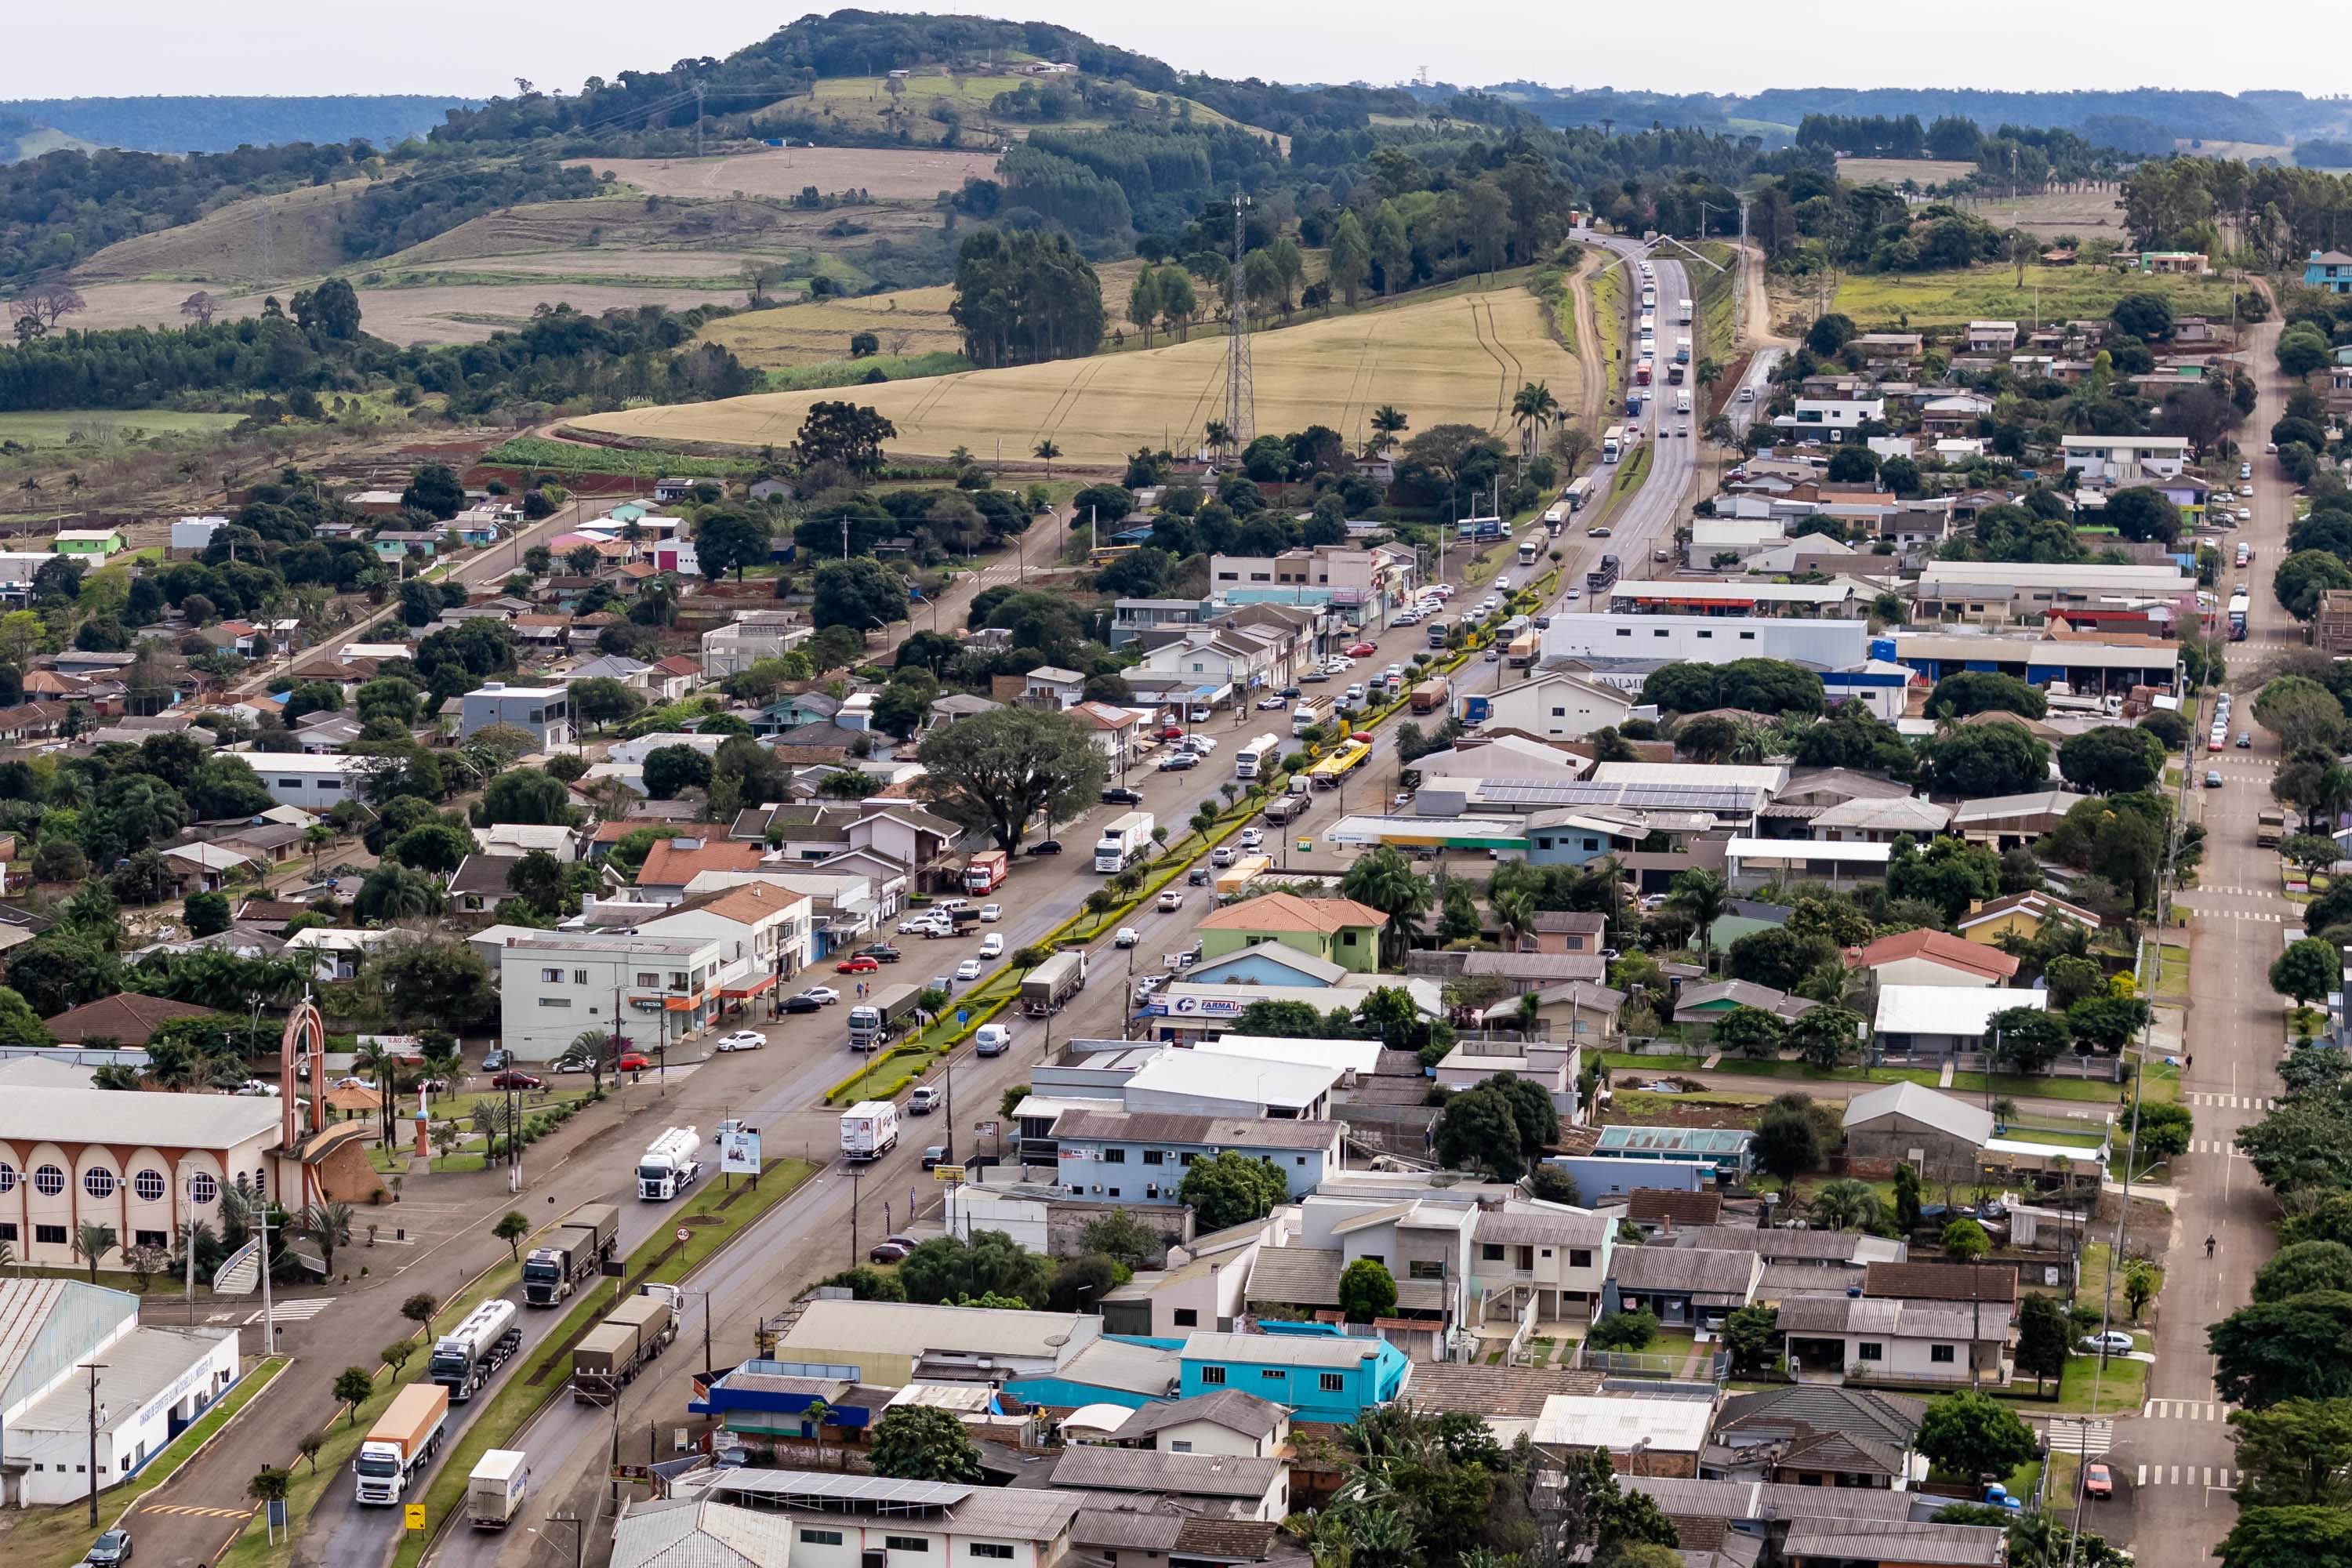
[[1432, 583, 1455, 597], [898, 913, 946, 935], [1395, 612, 1419, 626], [2241, 462, 2253, 479], [1158, 889, 1185, 911], [1257, 695, 1288, 710], [1563, 587, 1583, 601], [953, 958, 983, 982], [978, 933, 1004, 958], [1239, 829, 1263, 849], [716, 1030, 766, 1053], [978, 904, 1002, 922], [2081, 1331, 2135, 1356], [800, 986, 840, 1005], [1344, 684, 1367, 703], [1184, 735, 1218, 755], [2240, 484, 2255, 497], [1115, 927, 1141, 948], [235, 1078, 278, 1096], [1495, 575, 1513, 593]]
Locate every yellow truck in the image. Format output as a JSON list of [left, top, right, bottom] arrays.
[[1215, 855, 1273, 898]]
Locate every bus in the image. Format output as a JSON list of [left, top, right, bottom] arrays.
[[1601, 425, 1628, 463], [1233, 733, 1281, 781], [1308, 737, 1373, 789], [1507, 632, 1539, 668]]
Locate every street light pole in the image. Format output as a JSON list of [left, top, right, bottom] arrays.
[[79, 1361, 103, 1527]]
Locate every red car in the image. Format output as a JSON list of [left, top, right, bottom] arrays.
[[1157, 724, 1185, 741], [615, 1051, 652, 1071], [488, 1070, 543, 1090], [837, 955, 881, 974], [2083, 1463, 2112, 1499], [1346, 641, 1377, 657]]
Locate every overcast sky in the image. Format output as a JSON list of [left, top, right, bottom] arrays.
[[5, 0, 2333, 100]]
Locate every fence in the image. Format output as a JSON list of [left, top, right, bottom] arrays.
[[1578, 1345, 1733, 1382]]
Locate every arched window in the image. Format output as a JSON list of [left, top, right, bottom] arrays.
[[133, 1171, 166, 1203], [190, 1173, 219, 1206], [33, 1165, 65, 1197], [82, 1168, 115, 1200], [0, 1163, 16, 1194]]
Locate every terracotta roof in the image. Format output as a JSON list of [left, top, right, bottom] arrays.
[[1846, 927, 2020, 981], [662, 882, 806, 926], [1862, 1261, 2016, 1303], [513, 615, 572, 629], [1192, 891, 1385, 935], [1625, 1189, 1725, 1228], [652, 655, 702, 677], [590, 818, 677, 844], [637, 837, 766, 887], [43, 992, 221, 1045]]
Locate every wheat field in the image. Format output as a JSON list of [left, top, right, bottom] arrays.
[[573, 281, 1577, 464]]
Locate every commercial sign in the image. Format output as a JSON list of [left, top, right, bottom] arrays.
[[1169, 996, 1247, 1016], [718, 1129, 761, 1176]]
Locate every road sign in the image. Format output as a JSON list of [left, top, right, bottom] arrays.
[[957, 1008, 969, 1026], [931, 1164, 967, 1182], [674, 1227, 691, 1244], [404, 1504, 426, 1531], [976, 1120, 998, 1135]]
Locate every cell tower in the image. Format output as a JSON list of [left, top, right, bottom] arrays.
[[1224, 190, 1254, 455]]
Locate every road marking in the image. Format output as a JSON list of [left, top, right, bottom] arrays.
[[2042, 1418, 2113, 1454], [243, 1298, 332, 1325], [2187, 1094, 2270, 1109], [2141, 1399, 2227, 1420], [2191, 1141, 2253, 1156], [142, 1504, 256, 1519]]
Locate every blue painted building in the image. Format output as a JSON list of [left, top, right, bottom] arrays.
[[688, 1366, 887, 1443], [2307, 251, 2352, 294], [1004, 1335, 1186, 1412], [1592, 1124, 1754, 1182], [1546, 1152, 1714, 1198], [1179, 1325, 1409, 1424]]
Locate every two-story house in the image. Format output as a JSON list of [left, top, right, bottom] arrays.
[[1192, 893, 1386, 974], [1048, 1110, 1339, 1206], [460, 682, 572, 750], [1471, 1204, 1615, 1322], [2307, 250, 2352, 294]]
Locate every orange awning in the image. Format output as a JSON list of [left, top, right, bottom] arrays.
[[720, 975, 779, 1000]]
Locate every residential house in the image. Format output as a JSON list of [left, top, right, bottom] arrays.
[[2057, 434, 2190, 484], [2307, 250, 2352, 293], [1530, 910, 1607, 956], [1955, 890, 2101, 946], [1068, 701, 1145, 773], [42, 993, 220, 1047], [1809, 797, 1951, 844], [1592, 1125, 1754, 1183], [1470, 980, 1624, 1054], [1623, 1189, 1724, 1236], [1105, 1390, 1289, 1458], [655, 1473, 1083, 1568], [158, 842, 263, 895], [1963, 321, 2018, 354], [637, 837, 771, 902], [1474, 671, 1635, 740], [1780, 1520, 2006, 1568], [1775, 1263, 2016, 1388], [1705, 1385, 1924, 1489], [237, 751, 382, 811], [1845, 930, 2021, 989], [1470, 1204, 1615, 1319], [1049, 1446, 1289, 1523], [460, 683, 572, 750], [1872, 987, 2040, 1058], [1530, 1393, 1715, 1475], [481, 823, 579, 862], [1946, 791, 2091, 849], [1602, 1245, 1762, 1327], [1047, 1109, 1341, 1206], [52, 529, 125, 562], [1178, 1328, 1410, 1425], [700, 612, 811, 678], [447, 853, 524, 915], [1675, 980, 1814, 1029], [1193, 893, 1386, 975], [493, 928, 734, 1060], [636, 880, 815, 996]]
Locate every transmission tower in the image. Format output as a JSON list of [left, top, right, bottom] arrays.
[[1223, 191, 1255, 455]]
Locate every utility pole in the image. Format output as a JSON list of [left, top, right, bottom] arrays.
[[79, 1362, 103, 1527], [1225, 191, 1255, 453]]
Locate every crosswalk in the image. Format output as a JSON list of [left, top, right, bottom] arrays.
[[2132, 1465, 2241, 1489], [243, 1298, 332, 1326], [2194, 885, 2281, 898], [142, 1503, 254, 1519], [2190, 1140, 2251, 1156], [2183, 909, 2288, 924], [2041, 1418, 2114, 1454], [2187, 1093, 2274, 1109], [2143, 1399, 2230, 1421]]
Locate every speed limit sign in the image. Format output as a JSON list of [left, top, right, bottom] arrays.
[[675, 1227, 691, 1244]]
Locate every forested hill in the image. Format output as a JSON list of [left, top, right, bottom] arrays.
[[0, 96, 476, 156]]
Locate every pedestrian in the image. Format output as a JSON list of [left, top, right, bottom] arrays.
[[2186, 1054, 2194, 1069]]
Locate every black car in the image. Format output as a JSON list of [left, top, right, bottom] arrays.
[[858, 943, 902, 963], [1029, 840, 1062, 855], [1279, 686, 1301, 699], [1188, 866, 1211, 886], [1101, 786, 1145, 805], [782, 994, 825, 1014]]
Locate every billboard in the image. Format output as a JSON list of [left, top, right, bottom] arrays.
[[718, 1129, 761, 1176]]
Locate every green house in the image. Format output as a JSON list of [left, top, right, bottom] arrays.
[[1194, 891, 1388, 975], [53, 529, 125, 559]]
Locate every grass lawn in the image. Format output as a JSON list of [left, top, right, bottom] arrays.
[[1591, 264, 1626, 402], [2047, 1349, 2147, 1414], [1693, 241, 1738, 362], [1610, 1089, 1774, 1119], [1601, 1052, 1706, 1072], [0, 408, 252, 447], [1948, 1069, 2154, 1105], [20, 1359, 287, 1568], [1834, 263, 2241, 328]]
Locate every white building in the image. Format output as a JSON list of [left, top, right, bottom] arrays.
[[171, 517, 228, 554], [0, 1280, 239, 1508], [1475, 671, 1635, 739], [700, 611, 811, 678], [460, 683, 572, 750], [635, 881, 815, 998], [2059, 434, 2190, 484], [492, 929, 734, 1061], [236, 750, 383, 811], [642, 1472, 1083, 1568], [1541, 612, 1867, 668]]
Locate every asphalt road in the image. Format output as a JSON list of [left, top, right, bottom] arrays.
[[2090, 315, 2286, 1566]]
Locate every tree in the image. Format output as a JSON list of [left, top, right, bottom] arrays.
[[2014, 1292, 2071, 1392], [2122, 1257, 2162, 1320], [1341, 846, 1432, 967], [1723, 1305, 1780, 1374], [1886, 835, 2005, 924], [1176, 1150, 1289, 1229], [570, 677, 644, 733], [1077, 1210, 1163, 1270], [183, 890, 231, 937], [1587, 1307, 1659, 1351], [869, 1404, 984, 1483], [377, 938, 499, 1034], [1711, 1004, 1787, 1059], [1751, 1095, 1823, 1186], [643, 744, 714, 800], [2210, 1294, 2352, 1410], [2275, 938, 2339, 1007], [400, 463, 466, 521], [355, 863, 445, 924], [2058, 726, 2162, 794], [1915, 1389, 2038, 1483], [401, 1293, 438, 1329], [2256, 676, 2348, 753], [2276, 550, 2352, 620], [71, 1220, 116, 1280], [949, 227, 1105, 368], [1436, 1083, 1534, 1181], [246, 1464, 293, 1508], [1893, 1163, 1922, 1232], [793, 401, 898, 476], [1327, 211, 1372, 308], [480, 768, 573, 826], [1922, 725, 2051, 798], [494, 1210, 532, 1263], [1670, 868, 1729, 971], [2230, 1399, 2352, 1507], [390, 821, 475, 875], [2217, 1504, 2352, 1568], [1787, 1006, 1864, 1070], [2103, 486, 2182, 544], [332, 1366, 375, 1423], [1810, 1178, 1882, 1232], [695, 509, 771, 582], [914, 707, 1105, 855], [2257, 1243, 2352, 1304], [1339, 1258, 1399, 1323]]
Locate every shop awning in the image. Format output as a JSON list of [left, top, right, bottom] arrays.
[[720, 975, 779, 1000]]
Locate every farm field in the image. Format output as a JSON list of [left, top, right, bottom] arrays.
[[1959, 185, 2134, 241], [783, 73, 1255, 147], [1833, 262, 2240, 328], [67, 277, 746, 344], [1836, 157, 1977, 186], [73, 177, 370, 285], [575, 281, 1578, 465], [0, 409, 251, 446], [576, 146, 1002, 201]]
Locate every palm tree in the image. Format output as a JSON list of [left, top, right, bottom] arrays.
[[1369, 405, 1410, 457], [421, 1040, 463, 1096], [1341, 847, 1433, 968], [1809, 1178, 1882, 1232], [1669, 869, 1729, 975], [1514, 992, 1542, 1038], [1202, 420, 1231, 461], [1991, 1097, 2018, 1131], [303, 822, 336, 877], [299, 1202, 354, 1278], [352, 1040, 405, 1148], [91, 1063, 142, 1091], [1509, 382, 1559, 460], [561, 1029, 615, 1094], [72, 1221, 118, 1282], [804, 1397, 832, 1467], [1493, 889, 1538, 952], [1032, 439, 1061, 478]]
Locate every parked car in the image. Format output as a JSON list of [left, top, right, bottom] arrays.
[[1301, 670, 1331, 683], [1258, 695, 1289, 710], [782, 994, 824, 1014], [482, 1049, 510, 1072], [909, 1087, 941, 1115], [1347, 641, 1377, 657], [489, 1070, 543, 1090], [615, 1051, 652, 1072], [1158, 889, 1185, 911], [1159, 752, 1199, 771], [1183, 735, 1218, 755], [1101, 786, 1144, 805], [716, 1030, 766, 1053], [836, 955, 880, 974], [2082, 1330, 2135, 1356], [85, 1533, 132, 1568], [858, 944, 902, 963], [1279, 686, 1301, 699]]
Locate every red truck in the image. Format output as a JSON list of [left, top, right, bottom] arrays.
[[964, 850, 1007, 895]]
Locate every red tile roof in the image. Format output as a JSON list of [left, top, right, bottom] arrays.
[[1846, 927, 2020, 982]]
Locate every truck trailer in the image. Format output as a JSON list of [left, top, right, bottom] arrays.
[[354, 1383, 448, 1504], [521, 1202, 619, 1306], [964, 850, 1007, 895], [840, 1100, 900, 1163], [637, 1126, 702, 1200], [1093, 811, 1154, 874], [569, 1291, 677, 1403], [430, 1297, 523, 1401], [847, 982, 923, 1051], [467, 1450, 529, 1530], [1021, 950, 1088, 1015], [1411, 677, 1451, 714]]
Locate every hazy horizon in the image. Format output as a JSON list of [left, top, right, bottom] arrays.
[[6, 0, 2341, 104]]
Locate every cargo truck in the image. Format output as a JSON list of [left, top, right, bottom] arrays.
[[840, 1100, 900, 1163], [1411, 677, 1452, 714], [1021, 950, 1088, 1016], [1093, 811, 1154, 873], [522, 1202, 619, 1306], [847, 982, 923, 1051], [354, 1383, 448, 1504], [1215, 855, 1272, 898], [1263, 792, 1308, 825], [569, 1290, 677, 1403], [430, 1297, 522, 1401], [964, 850, 1007, 895], [636, 1126, 702, 1201], [1455, 692, 1493, 726], [468, 1450, 529, 1530], [2258, 809, 2286, 848], [1290, 695, 1334, 735], [1586, 554, 1621, 594]]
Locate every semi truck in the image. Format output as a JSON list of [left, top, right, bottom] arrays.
[[1290, 695, 1334, 735], [430, 1297, 523, 1402], [848, 982, 923, 1051], [467, 1450, 529, 1530], [1516, 536, 1541, 565], [1215, 855, 1272, 899], [521, 1202, 619, 1306], [2258, 808, 2287, 848], [1022, 950, 1088, 1016], [964, 850, 1007, 895], [354, 1383, 448, 1505], [1094, 811, 1154, 873], [569, 1290, 677, 1403], [636, 1127, 703, 1201], [1454, 692, 1493, 726], [1263, 791, 1309, 825], [1411, 677, 1451, 714], [1586, 554, 1621, 594], [840, 1100, 901, 1163]]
